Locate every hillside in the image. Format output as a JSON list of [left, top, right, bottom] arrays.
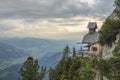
[[0, 38, 74, 58], [0, 38, 74, 80], [0, 52, 62, 80], [0, 42, 28, 80], [99, 0, 120, 59], [0, 42, 27, 71], [0, 42, 27, 60]]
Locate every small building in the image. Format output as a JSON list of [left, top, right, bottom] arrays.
[[82, 22, 99, 45], [81, 22, 102, 56], [89, 42, 102, 56]]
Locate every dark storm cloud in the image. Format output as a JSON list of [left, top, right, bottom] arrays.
[[0, 0, 115, 20]]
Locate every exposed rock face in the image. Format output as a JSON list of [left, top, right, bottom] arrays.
[[102, 33, 120, 60], [102, 2, 120, 59], [102, 44, 114, 60]]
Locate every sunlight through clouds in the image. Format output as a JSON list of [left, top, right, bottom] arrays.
[[0, 16, 104, 40], [0, 0, 115, 40]]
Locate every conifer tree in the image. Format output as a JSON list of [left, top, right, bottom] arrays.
[[49, 67, 55, 80], [19, 57, 46, 80], [49, 46, 95, 80], [62, 45, 70, 58], [72, 47, 76, 57]]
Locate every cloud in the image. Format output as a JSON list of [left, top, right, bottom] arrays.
[[0, 0, 115, 40], [0, 17, 103, 40], [0, 0, 115, 19], [0, 24, 15, 31]]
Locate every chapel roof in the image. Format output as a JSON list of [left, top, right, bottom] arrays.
[[87, 22, 97, 29], [82, 32, 99, 45]]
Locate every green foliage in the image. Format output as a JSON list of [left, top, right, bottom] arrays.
[[77, 57, 95, 80], [72, 47, 76, 57], [49, 67, 55, 80], [107, 57, 120, 80], [99, 19, 120, 46], [99, 0, 120, 46], [62, 45, 70, 58], [49, 43, 120, 80], [92, 56, 120, 80], [19, 57, 46, 80], [49, 46, 96, 80], [91, 55, 120, 80], [113, 40, 120, 57], [97, 57, 110, 80], [107, 40, 120, 80], [68, 57, 81, 80], [115, 0, 120, 19], [49, 57, 96, 80], [98, 1, 120, 79]]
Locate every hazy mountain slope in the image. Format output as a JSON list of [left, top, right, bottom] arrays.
[[0, 42, 28, 71], [39, 52, 62, 68], [0, 51, 63, 80], [0, 38, 75, 80], [0, 38, 74, 58], [0, 42, 27, 60], [0, 64, 21, 80]]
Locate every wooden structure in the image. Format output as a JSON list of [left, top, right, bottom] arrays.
[[89, 42, 102, 56], [77, 22, 102, 57]]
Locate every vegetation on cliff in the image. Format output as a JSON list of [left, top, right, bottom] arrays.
[[98, 0, 120, 79], [99, 0, 120, 46], [99, 19, 120, 46]]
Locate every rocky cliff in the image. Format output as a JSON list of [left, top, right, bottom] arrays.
[[102, 2, 120, 59], [102, 33, 120, 59]]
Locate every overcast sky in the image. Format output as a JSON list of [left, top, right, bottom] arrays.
[[0, 0, 115, 40]]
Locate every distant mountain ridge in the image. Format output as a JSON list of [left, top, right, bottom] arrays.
[[0, 42, 28, 71], [0, 52, 63, 80], [0, 37, 74, 58], [0, 37, 75, 80], [0, 42, 27, 60]]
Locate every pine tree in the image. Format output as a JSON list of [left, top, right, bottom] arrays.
[[72, 47, 76, 57], [49, 67, 55, 80], [62, 45, 70, 58], [49, 46, 95, 80], [19, 57, 46, 80]]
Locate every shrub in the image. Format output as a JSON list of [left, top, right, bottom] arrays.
[[99, 19, 120, 46]]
